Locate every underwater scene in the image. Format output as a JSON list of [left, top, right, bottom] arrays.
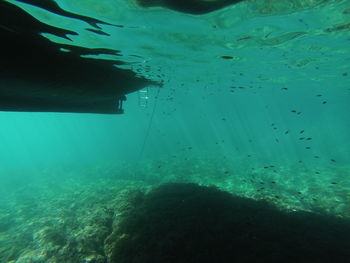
[[1, 0, 350, 262]]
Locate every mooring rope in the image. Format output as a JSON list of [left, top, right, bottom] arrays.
[[138, 86, 161, 160]]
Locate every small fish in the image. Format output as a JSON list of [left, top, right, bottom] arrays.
[[291, 110, 297, 113], [300, 130, 305, 134], [322, 101, 327, 104], [331, 182, 337, 185], [237, 36, 252, 41], [316, 94, 323, 97], [331, 159, 336, 162], [299, 137, 305, 140], [305, 146, 311, 149], [306, 137, 312, 140], [281, 87, 288, 90], [314, 156, 320, 158], [285, 130, 289, 134], [220, 55, 234, 60]]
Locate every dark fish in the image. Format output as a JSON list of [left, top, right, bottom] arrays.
[[322, 101, 327, 104], [331, 159, 336, 162], [285, 130, 289, 134], [220, 55, 234, 60], [306, 137, 312, 140], [300, 130, 305, 134], [237, 36, 252, 41]]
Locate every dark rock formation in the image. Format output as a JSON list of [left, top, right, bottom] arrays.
[[106, 183, 350, 263]]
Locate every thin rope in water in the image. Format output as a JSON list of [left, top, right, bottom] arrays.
[[138, 86, 161, 160]]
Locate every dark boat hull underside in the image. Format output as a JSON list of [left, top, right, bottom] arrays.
[[0, 1, 155, 114]]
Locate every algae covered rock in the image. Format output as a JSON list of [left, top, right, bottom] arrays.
[[106, 183, 350, 263]]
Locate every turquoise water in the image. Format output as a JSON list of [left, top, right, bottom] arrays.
[[1, 0, 350, 262]]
